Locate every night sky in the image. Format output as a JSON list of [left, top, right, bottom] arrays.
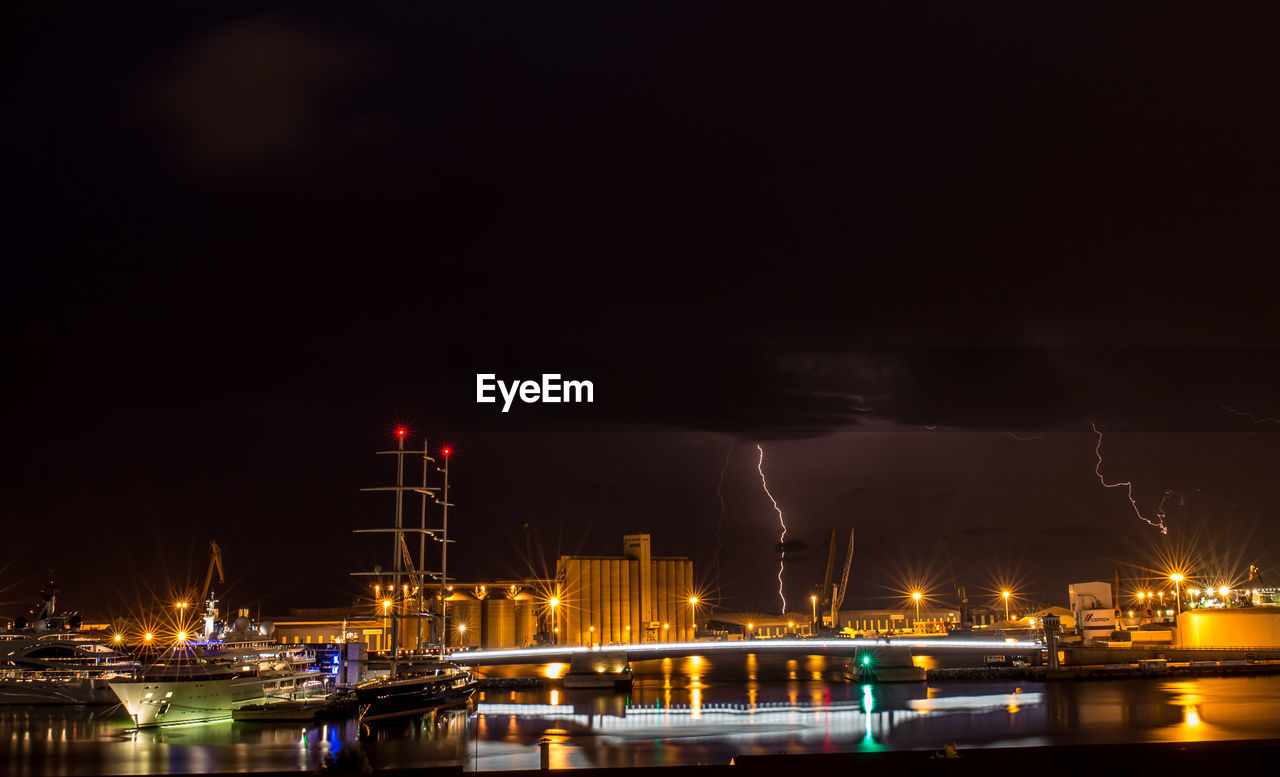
[[5, 2, 1280, 624]]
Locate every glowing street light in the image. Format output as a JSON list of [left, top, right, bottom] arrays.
[[548, 596, 560, 644], [1170, 573, 1184, 615], [912, 591, 922, 625], [1002, 591, 1011, 622], [811, 593, 819, 628], [688, 596, 699, 638]]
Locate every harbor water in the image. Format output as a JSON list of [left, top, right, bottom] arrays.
[[5, 655, 1280, 775]]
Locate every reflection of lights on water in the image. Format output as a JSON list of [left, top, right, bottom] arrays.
[[861, 684, 874, 743], [549, 690, 558, 706], [1185, 704, 1201, 728], [910, 693, 1042, 713], [543, 663, 566, 679]]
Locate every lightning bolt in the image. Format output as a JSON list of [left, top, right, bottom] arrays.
[[756, 443, 788, 613], [1092, 422, 1169, 534], [1221, 403, 1280, 425], [712, 442, 733, 593]]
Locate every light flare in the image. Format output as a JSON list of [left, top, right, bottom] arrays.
[[756, 444, 788, 613]]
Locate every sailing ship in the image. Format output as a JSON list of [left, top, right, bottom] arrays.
[[350, 431, 476, 723]]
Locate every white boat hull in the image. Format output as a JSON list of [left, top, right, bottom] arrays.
[[110, 672, 326, 727], [0, 677, 120, 705]]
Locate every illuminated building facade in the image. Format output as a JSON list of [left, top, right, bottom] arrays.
[[267, 534, 695, 652], [557, 534, 695, 646]]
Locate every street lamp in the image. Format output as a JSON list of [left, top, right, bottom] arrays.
[[382, 599, 392, 652], [1002, 591, 1011, 622], [548, 596, 560, 644], [810, 594, 819, 629], [688, 596, 699, 639], [1170, 574, 1184, 615], [912, 592, 922, 628]]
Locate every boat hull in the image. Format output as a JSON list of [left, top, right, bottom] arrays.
[[233, 696, 356, 722], [355, 673, 477, 723], [110, 672, 327, 727], [0, 677, 120, 705]]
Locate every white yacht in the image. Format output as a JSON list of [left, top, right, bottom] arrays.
[[1, 576, 135, 705], [108, 596, 326, 727]]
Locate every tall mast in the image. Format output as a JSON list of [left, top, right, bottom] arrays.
[[390, 432, 405, 654], [419, 439, 430, 652], [439, 448, 451, 660], [354, 428, 439, 659]]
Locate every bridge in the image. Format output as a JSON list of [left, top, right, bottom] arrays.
[[448, 637, 1042, 667]]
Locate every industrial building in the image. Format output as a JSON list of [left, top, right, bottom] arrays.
[[272, 533, 694, 651], [556, 534, 696, 646]]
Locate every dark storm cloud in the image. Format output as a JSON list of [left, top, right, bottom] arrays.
[[449, 346, 1280, 440], [140, 15, 388, 176]]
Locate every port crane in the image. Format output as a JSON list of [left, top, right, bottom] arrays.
[[940, 533, 971, 631], [200, 541, 224, 604], [816, 528, 855, 631]]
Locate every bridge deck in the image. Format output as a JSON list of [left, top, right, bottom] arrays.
[[448, 638, 1041, 666]]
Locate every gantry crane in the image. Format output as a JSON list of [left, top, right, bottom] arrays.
[[200, 540, 224, 604], [816, 527, 855, 631]]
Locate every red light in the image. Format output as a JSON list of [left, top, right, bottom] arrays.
[[397, 428, 406, 437], [442, 447, 451, 456]]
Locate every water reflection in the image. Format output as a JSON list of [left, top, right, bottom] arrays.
[[3, 665, 1280, 774]]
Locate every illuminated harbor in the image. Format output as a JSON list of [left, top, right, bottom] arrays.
[[6, 664, 1280, 774]]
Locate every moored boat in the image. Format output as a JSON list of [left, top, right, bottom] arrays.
[[109, 596, 327, 727], [1, 576, 136, 705], [351, 432, 477, 723], [353, 660, 476, 722], [233, 693, 357, 721]]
